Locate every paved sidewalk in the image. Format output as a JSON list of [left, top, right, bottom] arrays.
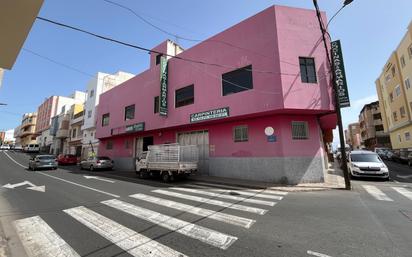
[[188, 161, 346, 192]]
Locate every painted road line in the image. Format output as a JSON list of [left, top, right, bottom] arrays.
[[193, 182, 289, 196], [38, 172, 120, 198], [362, 185, 393, 201], [64, 206, 186, 257], [2, 151, 28, 168], [103, 199, 238, 250], [130, 193, 255, 228], [392, 187, 412, 200], [188, 184, 283, 200], [83, 175, 115, 183], [171, 187, 276, 206], [153, 189, 268, 215], [14, 216, 80, 257], [307, 250, 332, 257]]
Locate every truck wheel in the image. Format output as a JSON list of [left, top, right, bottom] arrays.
[[139, 171, 146, 179], [162, 172, 170, 183]]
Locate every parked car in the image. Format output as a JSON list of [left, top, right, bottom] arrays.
[[80, 156, 114, 171], [0, 144, 10, 150], [25, 144, 40, 153], [12, 145, 23, 151], [28, 155, 58, 171], [348, 150, 389, 180], [390, 149, 410, 164], [57, 154, 78, 165]]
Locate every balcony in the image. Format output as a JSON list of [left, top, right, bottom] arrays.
[[70, 111, 84, 125], [56, 129, 69, 138], [21, 122, 35, 129]]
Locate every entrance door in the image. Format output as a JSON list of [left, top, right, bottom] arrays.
[[143, 136, 154, 151], [177, 130, 209, 175]]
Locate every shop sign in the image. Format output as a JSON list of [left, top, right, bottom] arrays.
[[267, 135, 277, 142], [125, 122, 145, 133], [331, 40, 350, 108], [159, 56, 168, 116], [190, 107, 229, 123]]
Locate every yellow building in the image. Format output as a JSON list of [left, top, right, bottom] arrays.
[[18, 113, 38, 147], [376, 21, 412, 150]]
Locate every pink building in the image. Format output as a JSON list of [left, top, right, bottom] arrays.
[[95, 5, 337, 184]]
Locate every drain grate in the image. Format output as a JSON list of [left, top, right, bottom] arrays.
[[400, 210, 412, 221]]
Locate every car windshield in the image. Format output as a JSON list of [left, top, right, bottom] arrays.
[[351, 154, 381, 163], [97, 156, 110, 160], [38, 155, 55, 160]]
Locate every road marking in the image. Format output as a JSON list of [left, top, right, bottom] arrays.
[[14, 216, 80, 257], [64, 206, 185, 257], [392, 187, 412, 200], [396, 174, 412, 179], [307, 250, 332, 257], [2, 151, 28, 168], [130, 193, 255, 229], [362, 185, 393, 201], [170, 187, 276, 206], [193, 182, 289, 195], [188, 184, 284, 200], [153, 189, 268, 215], [2, 180, 46, 192], [83, 175, 115, 183], [38, 172, 120, 198], [103, 199, 238, 250]]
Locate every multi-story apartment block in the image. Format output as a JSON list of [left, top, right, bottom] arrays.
[[18, 113, 38, 147], [347, 123, 361, 150], [81, 71, 134, 159], [376, 21, 412, 150], [14, 125, 21, 146], [68, 104, 85, 156], [359, 101, 391, 150]]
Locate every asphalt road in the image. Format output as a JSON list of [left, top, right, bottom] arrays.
[[0, 151, 411, 257]]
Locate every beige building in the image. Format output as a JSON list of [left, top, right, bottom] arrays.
[[18, 113, 38, 147], [347, 122, 362, 150], [359, 101, 391, 150], [376, 21, 412, 150]]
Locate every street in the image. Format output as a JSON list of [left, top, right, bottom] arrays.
[[0, 150, 410, 257]]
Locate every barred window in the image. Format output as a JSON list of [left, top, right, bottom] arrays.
[[291, 121, 309, 140], [233, 126, 248, 142], [106, 140, 113, 150]]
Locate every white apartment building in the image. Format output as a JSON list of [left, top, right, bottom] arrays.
[[81, 71, 134, 159]]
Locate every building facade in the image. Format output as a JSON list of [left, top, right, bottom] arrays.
[[376, 21, 412, 150], [95, 6, 337, 184], [359, 101, 391, 150], [17, 113, 38, 147], [347, 123, 361, 150], [81, 71, 134, 159]]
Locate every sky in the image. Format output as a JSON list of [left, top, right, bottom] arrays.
[[1, 0, 412, 147]]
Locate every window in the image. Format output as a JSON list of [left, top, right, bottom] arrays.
[[389, 93, 394, 102], [391, 66, 396, 77], [233, 126, 248, 142], [124, 105, 135, 120], [410, 101, 412, 111], [299, 57, 317, 83], [89, 90, 94, 98], [393, 111, 398, 122], [106, 140, 113, 150], [102, 113, 110, 126], [91, 132, 93, 137], [401, 55, 406, 68], [409, 44, 412, 59], [400, 106, 406, 118], [154, 96, 160, 113], [398, 134, 402, 142], [373, 113, 381, 120], [395, 85, 401, 97], [125, 139, 131, 149], [385, 74, 391, 83], [175, 85, 194, 108], [72, 128, 76, 138], [155, 54, 162, 65], [375, 125, 384, 131], [87, 110, 92, 118], [406, 132, 411, 141], [292, 121, 309, 140], [222, 65, 253, 96], [405, 78, 411, 90]]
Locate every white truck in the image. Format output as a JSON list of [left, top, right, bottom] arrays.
[[135, 143, 199, 182]]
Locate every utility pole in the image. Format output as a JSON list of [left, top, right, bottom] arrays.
[[313, 0, 353, 190]]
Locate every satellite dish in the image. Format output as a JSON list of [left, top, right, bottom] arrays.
[[264, 126, 274, 136]]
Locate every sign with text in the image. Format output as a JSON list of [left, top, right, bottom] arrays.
[[331, 40, 350, 108], [190, 107, 230, 123], [159, 56, 168, 116], [125, 122, 145, 133]]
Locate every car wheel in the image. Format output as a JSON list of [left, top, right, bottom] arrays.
[[162, 172, 170, 183], [31, 166, 36, 171], [408, 160, 412, 167], [90, 165, 94, 171]]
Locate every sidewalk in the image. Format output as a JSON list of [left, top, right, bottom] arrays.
[[188, 161, 346, 192]]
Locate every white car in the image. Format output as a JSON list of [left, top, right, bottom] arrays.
[[0, 145, 10, 150], [348, 150, 389, 180]]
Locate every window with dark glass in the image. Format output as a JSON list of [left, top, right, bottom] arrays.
[[375, 125, 384, 131], [175, 85, 194, 108], [154, 96, 160, 113], [106, 140, 113, 150], [222, 65, 253, 96], [155, 54, 162, 65], [233, 126, 248, 142], [291, 121, 309, 140], [102, 113, 110, 126], [124, 105, 135, 120], [373, 113, 381, 120], [299, 57, 317, 83]]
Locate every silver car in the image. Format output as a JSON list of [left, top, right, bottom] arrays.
[[80, 156, 114, 171], [28, 155, 58, 171]]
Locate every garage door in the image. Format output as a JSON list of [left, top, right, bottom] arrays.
[[177, 130, 209, 175]]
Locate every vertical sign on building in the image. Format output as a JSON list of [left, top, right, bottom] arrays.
[[331, 40, 350, 108], [159, 56, 168, 116]]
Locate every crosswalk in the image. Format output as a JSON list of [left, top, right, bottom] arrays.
[[361, 185, 412, 202], [13, 182, 288, 257]]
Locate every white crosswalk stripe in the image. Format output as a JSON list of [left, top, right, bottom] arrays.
[[188, 184, 284, 200], [193, 182, 289, 196], [130, 193, 256, 228], [102, 199, 238, 250], [362, 185, 393, 201], [153, 189, 268, 215], [64, 206, 186, 257], [14, 216, 80, 257], [170, 187, 277, 206], [391, 187, 412, 200]]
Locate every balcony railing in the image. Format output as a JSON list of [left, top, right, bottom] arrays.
[[56, 129, 69, 138]]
